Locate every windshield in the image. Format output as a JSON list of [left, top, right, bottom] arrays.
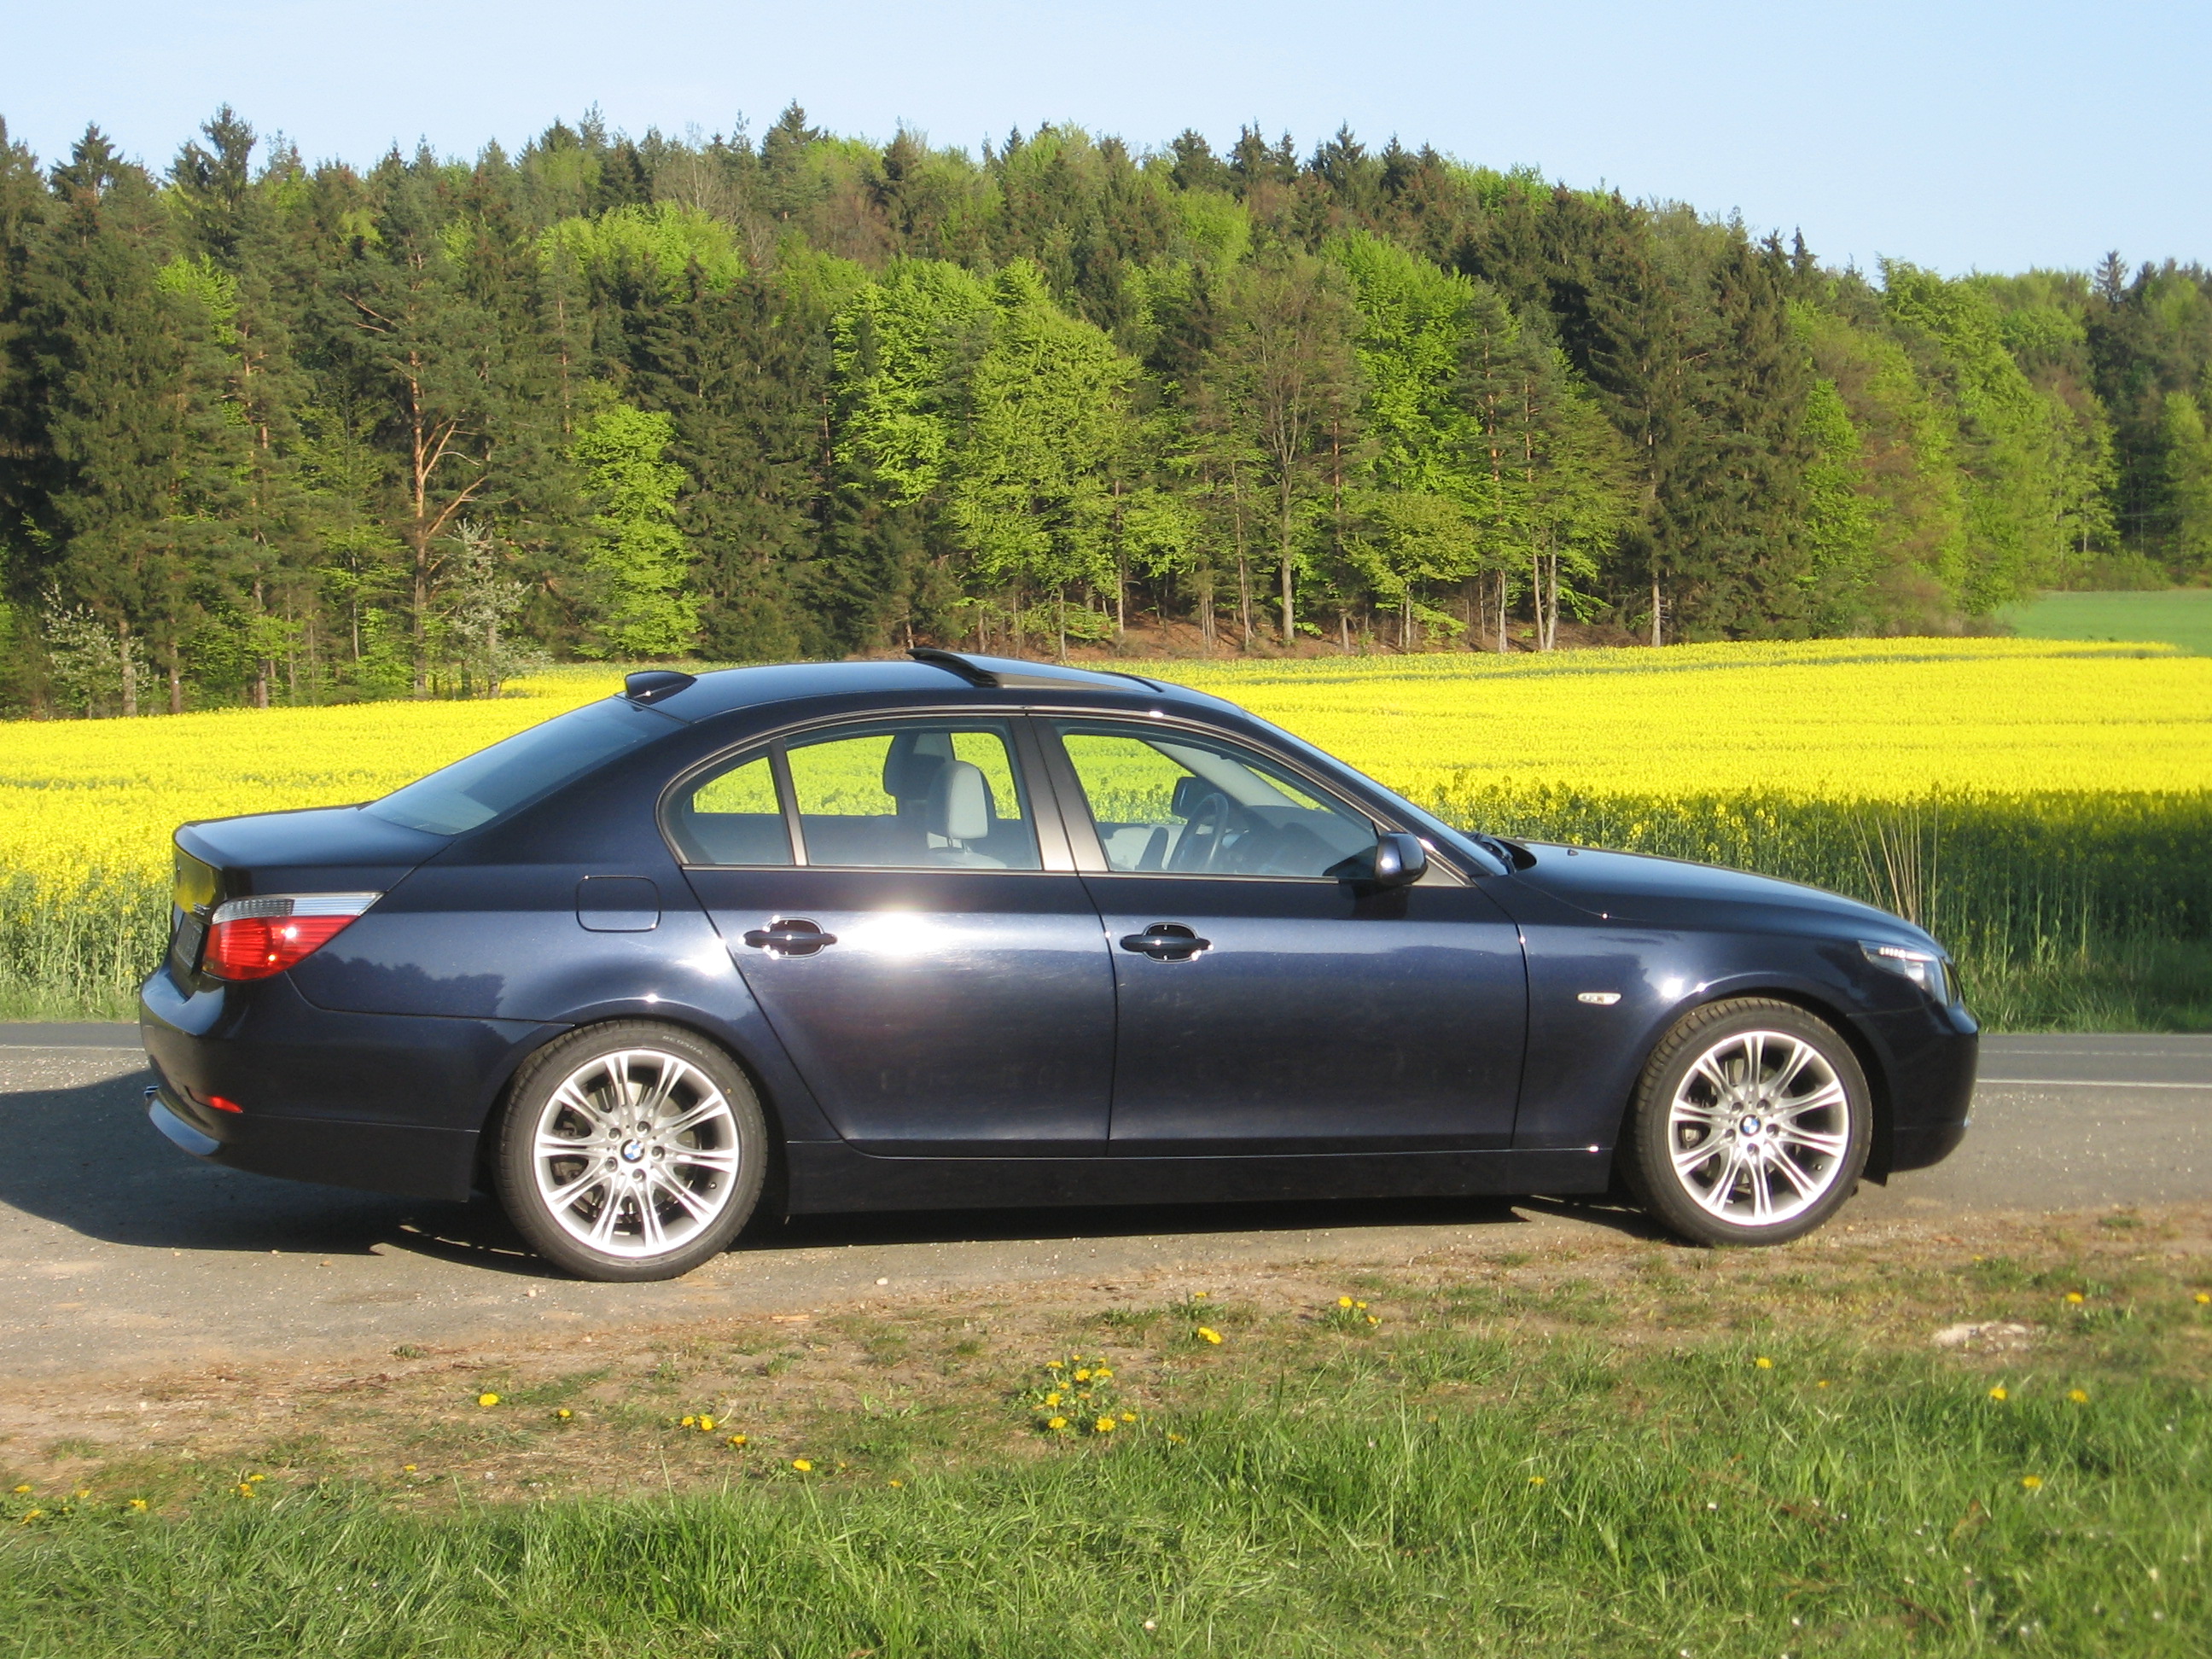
[[364, 700, 673, 836]]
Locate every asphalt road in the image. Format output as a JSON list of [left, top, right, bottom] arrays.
[[1, 1024, 2205, 1381]]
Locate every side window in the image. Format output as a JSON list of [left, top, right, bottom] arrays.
[[1055, 724, 1378, 880], [667, 753, 791, 866], [785, 722, 1041, 871]]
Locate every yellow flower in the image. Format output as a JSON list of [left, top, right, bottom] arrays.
[[2065, 1292, 2085, 1304], [888, 1479, 904, 1488], [1989, 1386, 2010, 1401], [2196, 1292, 2209, 1305], [1094, 1417, 1116, 1434], [9, 1485, 26, 1495], [1191, 1290, 1207, 1299], [127, 1499, 148, 1512], [1121, 1412, 1137, 1423], [1339, 1295, 1354, 1308], [1046, 1417, 1068, 1431], [698, 1415, 715, 1433], [1528, 1476, 1545, 1486], [1196, 1327, 1222, 1345], [726, 1435, 748, 1448], [17, 1511, 40, 1524], [236, 1484, 255, 1499], [1074, 1369, 1091, 1382], [477, 1393, 500, 1408], [1094, 1367, 1113, 1381], [1365, 1315, 1380, 1326], [791, 1458, 813, 1472], [680, 1416, 696, 1428], [1166, 1433, 1186, 1444], [402, 1464, 416, 1473], [2069, 1388, 2090, 1404], [247, 1474, 265, 1483], [1755, 1357, 1773, 1370], [1355, 1301, 1368, 1311], [2020, 1475, 2044, 1491], [1043, 1393, 1062, 1407], [1045, 1360, 1063, 1371], [73, 1488, 90, 1501], [1816, 1380, 1830, 1388]]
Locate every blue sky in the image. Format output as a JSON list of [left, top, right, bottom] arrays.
[[1, 0, 2201, 276]]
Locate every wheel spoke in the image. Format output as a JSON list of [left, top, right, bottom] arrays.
[[634, 1185, 667, 1251], [635, 1057, 695, 1122], [1766, 1150, 1818, 1198], [650, 1169, 714, 1221], [1776, 1080, 1846, 1119], [1748, 1157, 1774, 1219], [1688, 1055, 1737, 1103], [1772, 1039, 1819, 1096], [1773, 1124, 1848, 1160], [585, 1189, 629, 1248], [658, 1095, 731, 1140], [544, 1165, 610, 1212]]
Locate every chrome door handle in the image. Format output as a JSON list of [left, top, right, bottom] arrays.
[[1119, 923, 1211, 961], [742, 918, 837, 957]]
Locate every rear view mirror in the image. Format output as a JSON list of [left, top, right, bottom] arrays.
[[1330, 831, 1429, 889], [1371, 831, 1428, 888]]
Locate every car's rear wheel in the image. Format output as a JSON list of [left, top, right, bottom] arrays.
[[1622, 998, 1871, 1246], [495, 1022, 767, 1281]]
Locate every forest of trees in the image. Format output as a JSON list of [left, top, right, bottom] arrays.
[[2, 103, 2209, 714]]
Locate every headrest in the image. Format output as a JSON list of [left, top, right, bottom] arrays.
[[882, 730, 956, 801], [925, 760, 993, 843]]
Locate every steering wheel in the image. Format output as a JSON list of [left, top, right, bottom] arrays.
[[1169, 791, 1236, 873]]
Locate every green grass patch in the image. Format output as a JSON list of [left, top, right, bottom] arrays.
[[2002, 588, 2212, 655], [5, 1237, 2209, 1657]]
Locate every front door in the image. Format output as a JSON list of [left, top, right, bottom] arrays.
[[1045, 719, 1526, 1155], [676, 719, 1115, 1156]]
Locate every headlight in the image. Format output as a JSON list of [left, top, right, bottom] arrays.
[[1860, 940, 1958, 1004]]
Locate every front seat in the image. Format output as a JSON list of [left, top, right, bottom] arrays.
[[923, 760, 1003, 866]]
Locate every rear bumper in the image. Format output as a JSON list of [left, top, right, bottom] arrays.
[[139, 967, 561, 1202]]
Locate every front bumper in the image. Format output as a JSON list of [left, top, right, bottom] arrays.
[[139, 967, 560, 1202]]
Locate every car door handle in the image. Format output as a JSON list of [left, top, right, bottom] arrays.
[[1120, 923, 1211, 961], [742, 918, 837, 957]]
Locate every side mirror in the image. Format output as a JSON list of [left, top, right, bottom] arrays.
[[1367, 831, 1429, 889]]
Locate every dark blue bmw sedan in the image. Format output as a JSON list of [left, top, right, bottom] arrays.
[[140, 651, 1976, 1279]]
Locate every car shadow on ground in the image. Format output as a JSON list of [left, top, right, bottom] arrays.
[[2, 1064, 1660, 1277]]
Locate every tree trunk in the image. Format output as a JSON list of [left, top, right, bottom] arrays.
[[118, 620, 137, 719], [167, 663, 182, 716], [1651, 577, 1662, 647]]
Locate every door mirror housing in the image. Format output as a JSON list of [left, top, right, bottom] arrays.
[[1330, 830, 1428, 889]]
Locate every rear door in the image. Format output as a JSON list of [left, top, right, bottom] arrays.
[[675, 717, 1115, 1157], [1043, 719, 1527, 1155]]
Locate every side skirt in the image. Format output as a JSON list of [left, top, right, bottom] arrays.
[[783, 1142, 1611, 1215]]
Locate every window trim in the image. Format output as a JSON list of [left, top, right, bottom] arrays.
[[659, 709, 1074, 874], [1040, 715, 1402, 883]]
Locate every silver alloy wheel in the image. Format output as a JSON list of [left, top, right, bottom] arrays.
[[1666, 1028, 1851, 1228], [530, 1047, 742, 1260]]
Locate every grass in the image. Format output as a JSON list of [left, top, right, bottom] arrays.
[[2001, 588, 2212, 655], [3, 1214, 2209, 1656]]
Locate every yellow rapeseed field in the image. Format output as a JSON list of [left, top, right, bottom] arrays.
[[0, 637, 2206, 897]]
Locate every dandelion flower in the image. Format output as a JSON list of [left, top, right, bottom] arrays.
[[477, 1393, 500, 1408], [247, 1474, 265, 1483], [236, 1484, 255, 1499], [1045, 1360, 1063, 1370], [680, 1416, 696, 1428], [726, 1435, 748, 1448], [1366, 1315, 1380, 1326], [127, 1499, 148, 1512], [1094, 1367, 1112, 1381], [1755, 1357, 1773, 1370], [1047, 1417, 1068, 1431], [1095, 1417, 1117, 1434], [1074, 1369, 1091, 1382], [2196, 1292, 2209, 1305], [1166, 1433, 1185, 1444], [17, 1511, 39, 1524], [9, 1486, 25, 1495], [2069, 1388, 2089, 1404], [402, 1464, 416, 1473], [1196, 1327, 1222, 1345], [1191, 1290, 1207, 1299], [1339, 1295, 1354, 1308], [73, 1488, 90, 1501], [2020, 1475, 2044, 1491], [2064, 1292, 2085, 1305], [1528, 1476, 1545, 1486], [1816, 1380, 1830, 1388], [792, 1458, 813, 1472], [888, 1478, 904, 1487], [1354, 1301, 1367, 1311], [1989, 1386, 2009, 1401], [699, 1415, 715, 1432], [1121, 1412, 1137, 1423]]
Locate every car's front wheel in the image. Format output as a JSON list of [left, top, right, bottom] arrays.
[[1622, 998, 1871, 1246], [495, 1022, 768, 1281]]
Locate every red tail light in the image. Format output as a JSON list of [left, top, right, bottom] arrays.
[[205, 894, 381, 981]]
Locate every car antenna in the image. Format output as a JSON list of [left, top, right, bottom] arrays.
[[624, 669, 696, 704], [906, 648, 1000, 688]]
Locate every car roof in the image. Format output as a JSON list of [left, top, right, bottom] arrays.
[[637, 651, 1224, 723]]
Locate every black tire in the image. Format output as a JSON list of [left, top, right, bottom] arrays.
[[1621, 998, 1871, 1247], [494, 1021, 768, 1282]]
